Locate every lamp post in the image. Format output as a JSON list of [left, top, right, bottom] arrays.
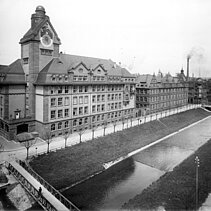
[[35, 147, 37, 156], [195, 156, 200, 211]]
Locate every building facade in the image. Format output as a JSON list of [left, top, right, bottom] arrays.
[[188, 77, 208, 105], [0, 6, 136, 140], [136, 70, 189, 116]]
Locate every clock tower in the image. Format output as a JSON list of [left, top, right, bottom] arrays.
[[19, 6, 61, 118]]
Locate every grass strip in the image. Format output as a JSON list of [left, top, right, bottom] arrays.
[[122, 138, 211, 210], [30, 108, 210, 190]]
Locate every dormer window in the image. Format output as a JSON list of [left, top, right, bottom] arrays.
[[64, 75, 68, 82], [52, 75, 56, 81], [79, 68, 83, 73], [59, 75, 62, 81]]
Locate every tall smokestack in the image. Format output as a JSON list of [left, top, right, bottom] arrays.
[[187, 56, 190, 81]]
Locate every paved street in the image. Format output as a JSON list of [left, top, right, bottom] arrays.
[[0, 104, 201, 162]]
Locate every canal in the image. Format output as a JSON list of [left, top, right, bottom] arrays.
[[62, 116, 211, 210]]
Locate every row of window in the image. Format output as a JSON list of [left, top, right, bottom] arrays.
[[49, 85, 125, 95], [51, 97, 70, 107], [150, 99, 187, 110], [50, 93, 124, 108], [136, 88, 188, 95], [50, 109, 134, 131]]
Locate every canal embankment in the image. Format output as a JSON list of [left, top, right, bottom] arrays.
[[122, 137, 211, 210], [29, 108, 210, 191]]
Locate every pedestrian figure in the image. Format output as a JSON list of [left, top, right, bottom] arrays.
[[38, 187, 42, 198]]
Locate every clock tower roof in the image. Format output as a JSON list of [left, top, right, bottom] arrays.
[[19, 6, 61, 45]]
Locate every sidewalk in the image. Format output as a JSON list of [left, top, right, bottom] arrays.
[[0, 104, 201, 159]]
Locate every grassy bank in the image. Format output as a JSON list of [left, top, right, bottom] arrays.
[[30, 108, 210, 190], [122, 138, 211, 210]]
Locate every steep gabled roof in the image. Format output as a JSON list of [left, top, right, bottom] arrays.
[[35, 53, 135, 84], [136, 74, 153, 87], [20, 16, 61, 45], [0, 59, 26, 84]]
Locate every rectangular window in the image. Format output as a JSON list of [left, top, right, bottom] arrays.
[[84, 96, 88, 104], [73, 86, 77, 93], [73, 97, 77, 105], [65, 86, 69, 93], [108, 94, 110, 101], [119, 102, 122, 109], [64, 121, 69, 128], [23, 58, 29, 64], [102, 95, 105, 102], [79, 96, 83, 104], [119, 93, 122, 100], [84, 117, 88, 124], [51, 98, 56, 107], [58, 86, 62, 94], [64, 97, 69, 106], [84, 106, 88, 114], [92, 86, 96, 92], [79, 107, 83, 115], [64, 109, 69, 117], [92, 95, 96, 103], [79, 86, 83, 92], [73, 108, 77, 116], [51, 110, 56, 119], [84, 86, 88, 92], [92, 105, 96, 113], [58, 110, 63, 118], [58, 122, 62, 130], [107, 103, 110, 110], [58, 97, 63, 106], [97, 105, 101, 112], [41, 49, 53, 56], [102, 104, 105, 111], [97, 95, 100, 102]]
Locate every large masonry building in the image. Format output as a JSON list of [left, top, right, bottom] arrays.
[[0, 6, 136, 140]]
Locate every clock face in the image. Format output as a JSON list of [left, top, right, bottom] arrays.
[[41, 34, 53, 47], [40, 23, 53, 47]]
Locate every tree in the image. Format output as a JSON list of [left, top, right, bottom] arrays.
[[137, 117, 141, 125], [103, 120, 108, 136], [129, 115, 133, 127], [0, 143, 4, 153], [16, 132, 38, 160], [77, 127, 86, 143], [121, 116, 126, 130], [63, 129, 71, 148], [91, 125, 97, 140], [112, 120, 117, 133], [144, 116, 147, 123], [43, 129, 53, 154]]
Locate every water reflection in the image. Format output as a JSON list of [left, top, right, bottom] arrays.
[[62, 158, 164, 210], [134, 143, 193, 171]]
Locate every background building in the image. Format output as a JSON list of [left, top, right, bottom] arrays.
[[188, 77, 208, 105], [135, 70, 188, 116]]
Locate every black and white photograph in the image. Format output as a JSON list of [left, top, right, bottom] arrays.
[[0, 0, 211, 210]]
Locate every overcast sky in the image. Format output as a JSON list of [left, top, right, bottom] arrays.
[[0, 0, 211, 77]]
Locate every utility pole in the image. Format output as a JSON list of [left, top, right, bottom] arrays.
[[195, 156, 200, 211]]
